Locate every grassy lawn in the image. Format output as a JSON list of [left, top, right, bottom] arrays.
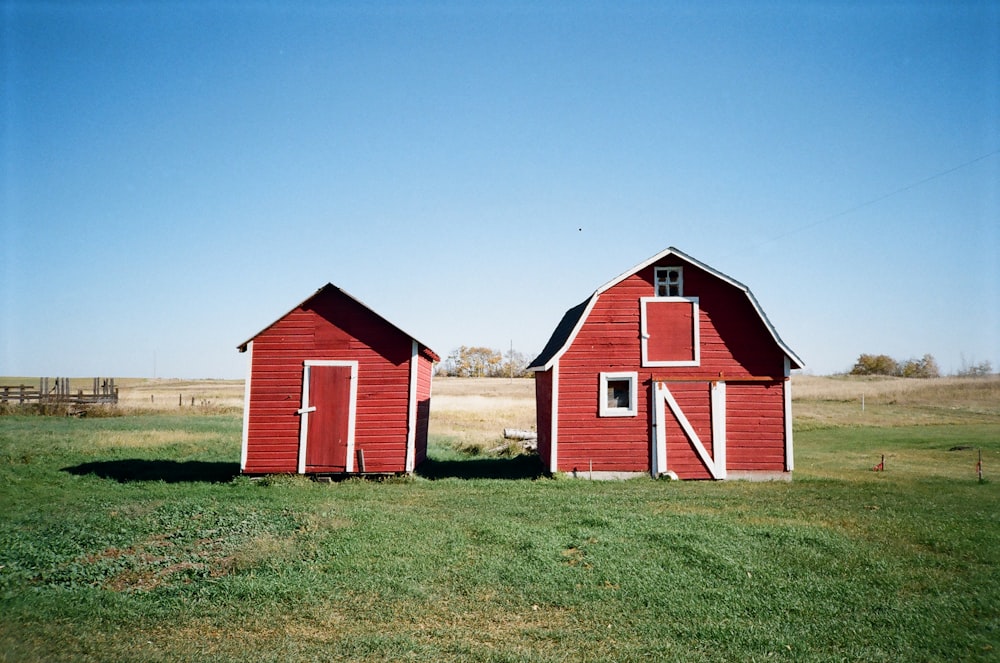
[[1, 377, 998, 661]]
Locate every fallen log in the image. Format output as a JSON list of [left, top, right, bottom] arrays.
[[503, 428, 538, 441]]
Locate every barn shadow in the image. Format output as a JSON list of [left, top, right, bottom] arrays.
[[416, 454, 544, 480], [63, 459, 240, 484]]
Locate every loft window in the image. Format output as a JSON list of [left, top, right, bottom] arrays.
[[599, 372, 638, 417], [655, 267, 683, 297]]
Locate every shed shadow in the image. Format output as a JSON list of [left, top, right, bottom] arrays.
[[63, 459, 239, 484], [417, 454, 544, 480]]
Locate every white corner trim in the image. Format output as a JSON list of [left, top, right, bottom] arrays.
[[550, 361, 560, 472], [405, 340, 419, 472], [240, 341, 253, 472], [298, 360, 359, 474], [639, 297, 701, 367], [784, 357, 794, 471]]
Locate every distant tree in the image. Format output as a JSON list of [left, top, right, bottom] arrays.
[[957, 358, 993, 377], [850, 352, 939, 378], [851, 354, 898, 376], [501, 348, 531, 379], [440, 346, 533, 377], [449, 346, 504, 377], [899, 354, 940, 379]]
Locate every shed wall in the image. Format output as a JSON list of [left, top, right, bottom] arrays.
[[244, 291, 425, 475]]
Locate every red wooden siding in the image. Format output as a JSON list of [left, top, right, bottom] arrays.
[[243, 287, 434, 475], [725, 381, 786, 471], [534, 369, 553, 472], [549, 256, 791, 476], [413, 353, 434, 467]]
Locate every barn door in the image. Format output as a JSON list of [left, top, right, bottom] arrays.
[[651, 381, 726, 479], [297, 361, 357, 473]]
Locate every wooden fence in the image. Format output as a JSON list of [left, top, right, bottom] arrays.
[[0, 378, 118, 406]]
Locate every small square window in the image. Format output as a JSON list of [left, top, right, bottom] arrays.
[[655, 267, 683, 297], [607, 379, 631, 409], [599, 372, 638, 417]]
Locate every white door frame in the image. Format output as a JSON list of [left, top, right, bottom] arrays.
[[297, 360, 358, 474]]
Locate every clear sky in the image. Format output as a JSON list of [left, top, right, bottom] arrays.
[[2, 1, 998, 379]]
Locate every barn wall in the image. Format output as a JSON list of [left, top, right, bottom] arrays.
[[553, 257, 789, 475], [533, 369, 553, 472], [725, 381, 786, 472], [244, 290, 416, 475], [413, 353, 434, 467]]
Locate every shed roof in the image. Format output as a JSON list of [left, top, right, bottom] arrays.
[[528, 247, 803, 371], [237, 283, 440, 362]]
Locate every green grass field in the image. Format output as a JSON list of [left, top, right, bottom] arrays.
[[1, 377, 998, 661]]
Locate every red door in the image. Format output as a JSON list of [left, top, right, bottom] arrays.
[[305, 364, 353, 472]]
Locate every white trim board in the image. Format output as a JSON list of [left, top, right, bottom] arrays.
[[405, 340, 419, 473], [240, 341, 253, 472], [550, 361, 560, 472]]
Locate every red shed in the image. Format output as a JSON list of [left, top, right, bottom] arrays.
[[528, 247, 803, 480], [237, 284, 439, 476]]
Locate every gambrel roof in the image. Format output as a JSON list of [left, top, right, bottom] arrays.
[[528, 247, 803, 371]]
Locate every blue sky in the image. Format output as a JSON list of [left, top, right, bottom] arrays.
[[2, 1, 998, 378]]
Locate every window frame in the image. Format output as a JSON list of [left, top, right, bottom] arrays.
[[654, 266, 683, 297], [599, 371, 639, 417]]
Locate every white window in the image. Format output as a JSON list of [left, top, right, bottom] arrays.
[[655, 267, 683, 297], [599, 372, 638, 417]]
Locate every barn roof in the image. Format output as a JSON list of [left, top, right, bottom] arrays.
[[527, 246, 803, 371], [237, 283, 440, 362]]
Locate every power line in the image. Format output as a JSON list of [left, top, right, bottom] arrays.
[[766, 147, 1000, 245]]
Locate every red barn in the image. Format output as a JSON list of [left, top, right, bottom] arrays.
[[528, 247, 803, 480], [237, 284, 439, 476]]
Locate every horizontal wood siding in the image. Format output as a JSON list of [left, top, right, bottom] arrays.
[[534, 369, 553, 472], [244, 289, 417, 475], [725, 382, 786, 471], [557, 277, 648, 472], [553, 257, 789, 475], [414, 354, 434, 467]]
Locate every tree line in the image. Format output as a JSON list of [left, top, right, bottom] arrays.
[[850, 353, 994, 378], [437, 346, 532, 378]]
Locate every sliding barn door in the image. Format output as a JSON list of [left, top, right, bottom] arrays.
[[652, 381, 726, 479]]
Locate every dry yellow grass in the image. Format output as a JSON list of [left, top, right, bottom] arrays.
[[6, 373, 996, 435], [115, 378, 244, 411], [430, 377, 536, 450], [791, 374, 1000, 428]]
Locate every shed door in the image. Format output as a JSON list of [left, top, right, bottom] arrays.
[[299, 362, 357, 473]]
